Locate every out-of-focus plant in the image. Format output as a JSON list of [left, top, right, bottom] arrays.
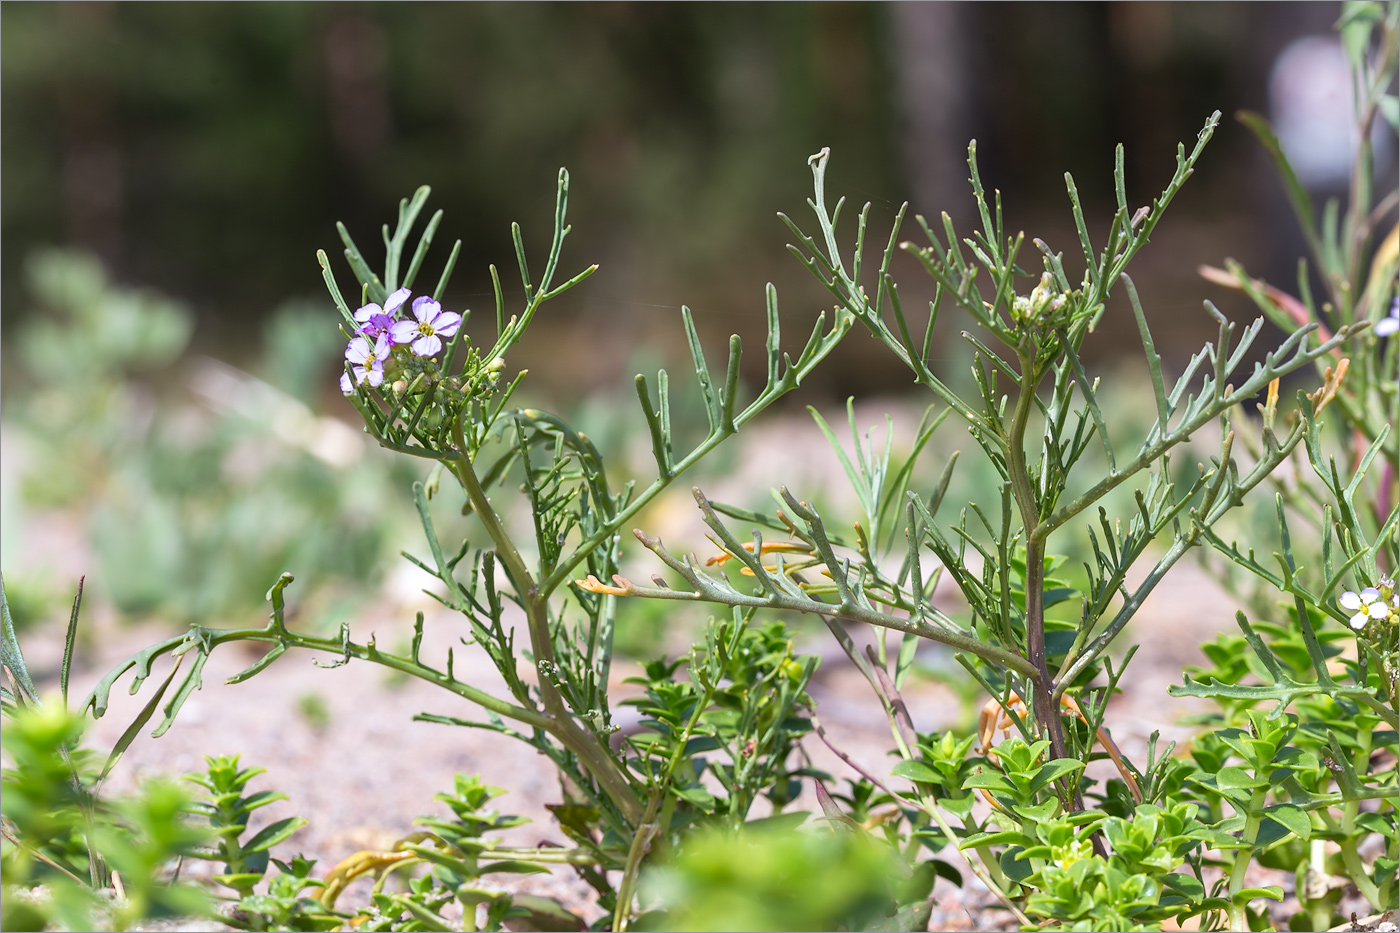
[[1, 577, 214, 932], [639, 820, 924, 933], [6, 250, 408, 623]]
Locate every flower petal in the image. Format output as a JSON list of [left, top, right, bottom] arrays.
[[389, 320, 419, 345], [412, 334, 442, 357], [1340, 591, 1362, 610], [432, 311, 462, 337], [340, 371, 354, 394], [1367, 601, 1390, 620], [365, 366, 385, 387], [1350, 611, 1369, 630], [383, 287, 412, 314], [355, 302, 384, 323], [411, 296, 441, 323], [346, 336, 373, 364]]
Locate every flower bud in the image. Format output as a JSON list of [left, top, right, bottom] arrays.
[[1012, 272, 1069, 325]]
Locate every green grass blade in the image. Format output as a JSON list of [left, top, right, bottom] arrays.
[[60, 578, 84, 709], [433, 239, 462, 303], [337, 222, 387, 304]]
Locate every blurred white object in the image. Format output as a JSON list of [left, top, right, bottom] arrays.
[[1270, 35, 1390, 187], [191, 358, 365, 469]]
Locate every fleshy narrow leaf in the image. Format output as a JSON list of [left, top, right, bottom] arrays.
[[682, 306, 720, 432], [402, 208, 443, 291], [890, 759, 942, 784], [337, 222, 387, 305], [0, 572, 39, 708], [384, 186, 432, 291], [433, 239, 462, 303], [242, 816, 309, 855]]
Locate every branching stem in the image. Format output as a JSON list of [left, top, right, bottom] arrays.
[[450, 414, 644, 827]]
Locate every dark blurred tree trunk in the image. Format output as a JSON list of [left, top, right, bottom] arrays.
[[323, 13, 391, 176], [889, 2, 973, 219]]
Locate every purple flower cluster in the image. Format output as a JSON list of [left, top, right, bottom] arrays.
[[340, 286, 463, 393]]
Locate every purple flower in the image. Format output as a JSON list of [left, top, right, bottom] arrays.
[[356, 311, 396, 340], [354, 287, 413, 341], [1375, 297, 1399, 338], [389, 296, 462, 357], [340, 334, 390, 393]]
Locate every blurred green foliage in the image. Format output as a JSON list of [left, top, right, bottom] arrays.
[[6, 250, 412, 625], [0, 700, 214, 932], [640, 822, 919, 932]]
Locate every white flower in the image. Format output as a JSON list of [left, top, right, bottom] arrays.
[[1339, 584, 1396, 630]]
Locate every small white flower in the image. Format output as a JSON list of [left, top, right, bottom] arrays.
[[1340, 584, 1396, 629]]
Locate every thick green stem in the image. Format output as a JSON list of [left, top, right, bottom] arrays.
[[450, 415, 645, 827], [613, 799, 659, 933], [1006, 351, 1070, 770], [1227, 785, 1270, 932], [1336, 725, 1385, 907]]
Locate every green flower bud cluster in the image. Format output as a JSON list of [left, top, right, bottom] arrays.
[[1011, 271, 1071, 327]]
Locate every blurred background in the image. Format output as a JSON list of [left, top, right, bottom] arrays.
[[5, 3, 1384, 383], [2, 1, 1393, 632]]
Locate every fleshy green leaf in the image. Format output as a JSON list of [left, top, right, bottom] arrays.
[[242, 816, 309, 854]]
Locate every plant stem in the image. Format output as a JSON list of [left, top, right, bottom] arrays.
[[1006, 350, 1070, 772], [450, 413, 644, 827], [1227, 785, 1269, 932], [1336, 724, 1384, 907], [613, 799, 659, 933]]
